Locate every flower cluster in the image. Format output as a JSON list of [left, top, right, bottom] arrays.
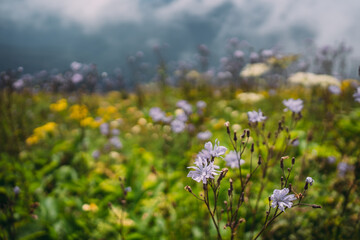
[[187, 139, 227, 184]]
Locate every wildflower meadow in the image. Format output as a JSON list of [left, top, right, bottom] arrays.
[[1, 40, 360, 240]]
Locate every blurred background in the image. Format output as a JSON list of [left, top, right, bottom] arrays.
[[1, 0, 359, 75]]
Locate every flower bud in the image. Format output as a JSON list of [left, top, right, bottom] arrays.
[[184, 185, 192, 193], [258, 155, 262, 165]]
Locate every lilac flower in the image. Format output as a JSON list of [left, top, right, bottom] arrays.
[[109, 136, 122, 149], [234, 50, 244, 58], [327, 156, 336, 164], [111, 129, 120, 136], [247, 109, 267, 123], [353, 87, 360, 102], [13, 186, 21, 195], [176, 100, 192, 115], [197, 131, 212, 141], [261, 49, 274, 58], [162, 115, 173, 124], [71, 73, 83, 84], [283, 98, 304, 113], [328, 85, 341, 95], [270, 188, 297, 212], [196, 100, 207, 109], [337, 162, 353, 177], [199, 139, 227, 159], [187, 157, 220, 184], [70, 61, 82, 71], [250, 52, 259, 62], [224, 151, 245, 169], [92, 150, 100, 159], [305, 177, 314, 186], [171, 119, 186, 133], [149, 107, 166, 122], [13, 79, 24, 90], [100, 123, 109, 136], [176, 113, 188, 122]]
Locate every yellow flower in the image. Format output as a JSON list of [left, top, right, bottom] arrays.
[[240, 63, 270, 78], [33, 122, 57, 138], [80, 117, 100, 128], [82, 203, 98, 212], [97, 106, 119, 121], [26, 135, 40, 145], [50, 98, 68, 112], [27, 122, 57, 145], [69, 105, 89, 120]]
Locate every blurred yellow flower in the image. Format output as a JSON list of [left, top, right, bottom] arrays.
[[82, 203, 98, 212], [50, 98, 68, 112], [69, 105, 89, 120], [80, 117, 100, 128], [26, 122, 58, 145], [26, 135, 40, 145], [97, 106, 119, 121], [240, 63, 270, 78], [267, 55, 299, 69]]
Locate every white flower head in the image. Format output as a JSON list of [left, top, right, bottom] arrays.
[[305, 177, 314, 186], [270, 188, 297, 212], [200, 139, 227, 159], [247, 109, 266, 123], [224, 151, 245, 169], [283, 98, 304, 113], [187, 157, 220, 184]]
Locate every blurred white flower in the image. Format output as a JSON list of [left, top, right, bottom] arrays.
[[240, 63, 270, 78], [288, 72, 340, 88]]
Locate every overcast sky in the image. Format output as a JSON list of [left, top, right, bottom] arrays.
[[1, 0, 359, 72]]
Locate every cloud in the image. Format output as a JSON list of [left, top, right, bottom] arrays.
[[0, 0, 359, 56], [0, 0, 143, 32]]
